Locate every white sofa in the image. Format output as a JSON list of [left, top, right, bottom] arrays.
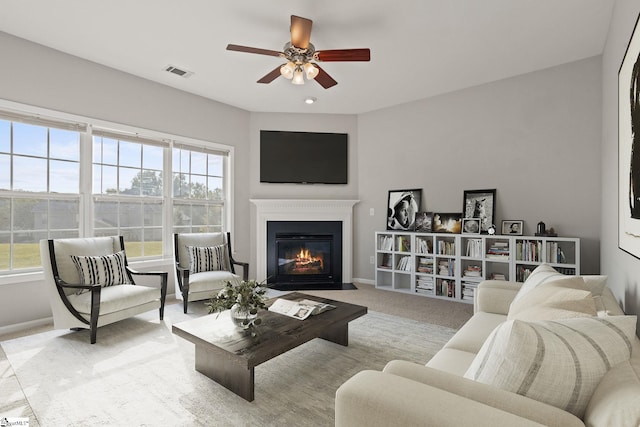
[[336, 270, 640, 427]]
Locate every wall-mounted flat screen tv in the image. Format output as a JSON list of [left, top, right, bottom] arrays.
[[260, 130, 348, 184]]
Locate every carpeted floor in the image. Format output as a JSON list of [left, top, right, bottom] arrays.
[[0, 283, 471, 426]]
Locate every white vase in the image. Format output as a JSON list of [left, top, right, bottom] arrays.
[[230, 304, 258, 329]]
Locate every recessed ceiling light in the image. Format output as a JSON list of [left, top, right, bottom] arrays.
[[304, 97, 317, 105]]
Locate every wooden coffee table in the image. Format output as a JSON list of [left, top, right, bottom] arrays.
[[172, 292, 367, 401]]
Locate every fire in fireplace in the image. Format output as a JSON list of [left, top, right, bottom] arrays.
[[266, 221, 343, 288], [277, 235, 331, 277]]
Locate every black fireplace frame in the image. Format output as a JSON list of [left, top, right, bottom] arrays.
[[266, 221, 343, 287]]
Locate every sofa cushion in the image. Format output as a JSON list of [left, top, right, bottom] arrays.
[[507, 277, 597, 321], [187, 244, 228, 273], [443, 311, 506, 353], [583, 356, 640, 427], [512, 264, 607, 307], [463, 315, 637, 418], [70, 250, 131, 293], [425, 348, 477, 376]]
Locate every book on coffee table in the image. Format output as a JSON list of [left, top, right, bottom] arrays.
[[268, 298, 336, 320]]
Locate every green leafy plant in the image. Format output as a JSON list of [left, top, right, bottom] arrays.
[[205, 279, 268, 318]]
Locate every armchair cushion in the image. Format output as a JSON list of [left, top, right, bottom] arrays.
[[187, 244, 228, 273], [70, 250, 131, 293], [68, 284, 160, 315], [463, 315, 637, 418], [187, 270, 238, 293]]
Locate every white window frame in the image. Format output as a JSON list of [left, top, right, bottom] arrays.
[[0, 99, 234, 282]]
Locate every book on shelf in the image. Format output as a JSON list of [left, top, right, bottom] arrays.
[[516, 240, 542, 262], [417, 257, 434, 273], [268, 298, 336, 320], [379, 235, 394, 251], [465, 239, 482, 258], [490, 273, 506, 280], [416, 238, 433, 254], [396, 255, 412, 271], [486, 241, 509, 258], [438, 259, 454, 276], [397, 236, 411, 252], [437, 240, 455, 255], [380, 253, 393, 269], [461, 282, 477, 301]]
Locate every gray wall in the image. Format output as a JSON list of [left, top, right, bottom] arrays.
[[354, 57, 603, 281], [601, 0, 640, 335]]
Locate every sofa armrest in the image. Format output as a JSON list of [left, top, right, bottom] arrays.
[[336, 370, 551, 427], [474, 280, 522, 315], [383, 361, 584, 427]]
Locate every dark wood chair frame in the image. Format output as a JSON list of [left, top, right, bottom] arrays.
[[174, 232, 249, 314], [47, 236, 168, 344]]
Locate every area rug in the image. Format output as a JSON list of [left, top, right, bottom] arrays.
[[1, 303, 456, 426]]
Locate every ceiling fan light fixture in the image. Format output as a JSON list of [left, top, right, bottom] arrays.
[[280, 62, 295, 79], [303, 63, 319, 80], [292, 67, 305, 85]]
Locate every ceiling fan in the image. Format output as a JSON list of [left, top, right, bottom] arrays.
[[226, 15, 371, 89]]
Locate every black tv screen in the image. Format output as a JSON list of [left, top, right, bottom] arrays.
[[260, 130, 348, 184]]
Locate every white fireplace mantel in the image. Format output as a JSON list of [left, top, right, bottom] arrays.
[[250, 199, 359, 283]]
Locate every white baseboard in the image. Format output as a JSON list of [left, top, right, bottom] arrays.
[[0, 316, 53, 338], [353, 277, 374, 286]]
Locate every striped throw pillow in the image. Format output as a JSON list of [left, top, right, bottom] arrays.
[[463, 316, 636, 418], [187, 245, 228, 273], [71, 250, 131, 291]]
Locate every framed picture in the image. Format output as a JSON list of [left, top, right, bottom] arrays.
[[463, 189, 496, 234], [387, 189, 421, 231], [462, 218, 481, 235], [432, 212, 462, 234], [501, 220, 523, 235], [414, 211, 433, 232], [619, 13, 640, 258]]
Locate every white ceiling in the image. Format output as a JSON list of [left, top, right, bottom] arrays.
[[0, 0, 614, 115]]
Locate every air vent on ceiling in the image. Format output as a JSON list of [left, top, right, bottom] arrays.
[[164, 65, 194, 78]]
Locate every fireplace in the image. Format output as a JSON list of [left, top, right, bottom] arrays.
[[267, 221, 342, 288]]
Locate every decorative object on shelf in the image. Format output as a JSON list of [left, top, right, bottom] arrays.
[[619, 11, 640, 259], [432, 212, 462, 234], [462, 218, 481, 235], [487, 224, 496, 235], [414, 211, 433, 232], [386, 189, 422, 231], [535, 221, 558, 237], [205, 280, 268, 333], [502, 220, 524, 235], [463, 189, 496, 234]]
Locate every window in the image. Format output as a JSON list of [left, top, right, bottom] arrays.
[[0, 116, 82, 271], [172, 146, 226, 234], [93, 132, 165, 258], [0, 105, 232, 275]]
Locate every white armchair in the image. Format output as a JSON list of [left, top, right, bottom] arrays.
[[40, 236, 168, 344], [173, 232, 249, 313]]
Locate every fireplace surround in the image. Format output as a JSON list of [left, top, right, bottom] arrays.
[[251, 199, 358, 289]]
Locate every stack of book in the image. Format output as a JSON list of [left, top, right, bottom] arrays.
[[437, 240, 455, 255], [416, 277, 434, 293], [416, 257, 434, 274], [461, 283, 477, 301], [396, 236, 411, 252], [516, 240, 542, 262], [486, 241, 509, 258], [463, 265, 482, 278], [379, 235, 393, 251], [545, 242, 567, 263], [490, 273, 506, 280], [438, 259, 454, 276], [416, 237, 433, 254]]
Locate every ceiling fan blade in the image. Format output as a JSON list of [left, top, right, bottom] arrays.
[[227, 44, 282, 57], [316, 48, 371, 62], [290, 15, 312, 49], [257, 66, 282, 84], [314, 65, 338, 89]]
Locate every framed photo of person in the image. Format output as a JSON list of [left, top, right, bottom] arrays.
[[414, 211, 433, 232], [463, 189, 496, 234], [501, 220, 523, 235], [387, 189, 422, 231], [432, 212, 462, 234], [462, 218, 481, 235]]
